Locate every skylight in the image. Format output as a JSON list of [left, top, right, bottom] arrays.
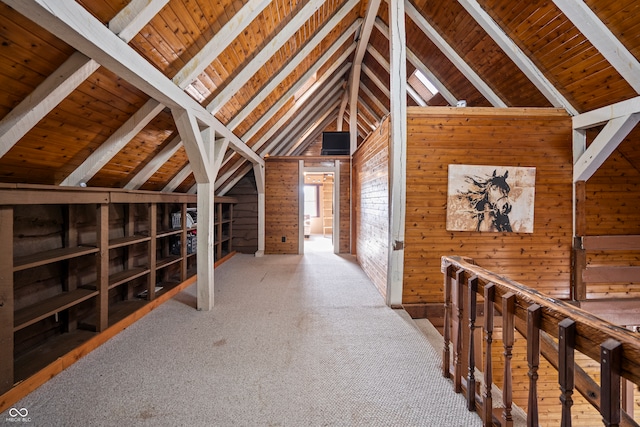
[[415, 70, 439, 95]]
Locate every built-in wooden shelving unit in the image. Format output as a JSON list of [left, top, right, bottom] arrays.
[[0, 184, 236, 397]]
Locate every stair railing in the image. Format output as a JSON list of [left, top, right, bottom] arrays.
[[442, 255, 640, 427]]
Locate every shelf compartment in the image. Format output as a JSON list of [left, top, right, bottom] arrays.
[[156, 229, 183, 238], [13, 246, 99, 272], [14, 288, 99, 332], [108, 267, 150, 290], [156, 255, 182, 270], [14, 329, 97, 384], [108, 235, 150, 249]]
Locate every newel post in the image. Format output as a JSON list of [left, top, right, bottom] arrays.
[[559, 318, 576, 427], [527, 304, 541, 427], [443, 263, 453, 378]]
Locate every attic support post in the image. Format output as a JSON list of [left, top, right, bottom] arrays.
[[172, 108, 215, 311], [387, 0, 407, 307]]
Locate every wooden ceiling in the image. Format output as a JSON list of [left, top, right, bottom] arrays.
[[0, 0, 638, 193]]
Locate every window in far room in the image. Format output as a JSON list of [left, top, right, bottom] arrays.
[[304, 185, 319, 217]]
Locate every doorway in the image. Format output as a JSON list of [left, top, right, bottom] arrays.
[[299, 162, 340, 254]]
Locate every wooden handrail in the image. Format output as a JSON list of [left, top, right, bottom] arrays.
[[442, 255, 640, 426]]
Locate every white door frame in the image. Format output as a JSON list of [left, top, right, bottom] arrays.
[[299, 161, 340, 254]]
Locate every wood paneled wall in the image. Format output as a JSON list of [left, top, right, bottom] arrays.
[[352, 117, 390, 299], [265, 159, 299, 254], [404, 107, 573, 304], [581, 132, 640, 299], [338, 159, 351, 254], [265, 157, 351, 254], [227, 171, 258, 254]]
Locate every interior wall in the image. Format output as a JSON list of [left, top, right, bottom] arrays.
[[227, 170, 258, 254], [352, 117, 390, 299], [582, 129, 640, 299], [265, 159, 300, 254], [403, 107, 573, 305], [265, 158, 351, 254]]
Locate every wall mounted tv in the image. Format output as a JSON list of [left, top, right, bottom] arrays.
[[321, 131, 350, 156]]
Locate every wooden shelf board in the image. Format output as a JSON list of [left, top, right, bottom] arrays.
[[108, 267, 150, 289], [156, 229, 182, 238], [156, 256, 182, 270], [14, 288, 99, 332], [13, 246, 99, 272], [13, 329, 97, 384], [108, 235, 150, 249]]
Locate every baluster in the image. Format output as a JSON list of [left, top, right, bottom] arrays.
[[483, 283, 495, 426], [558, 318, 576, 427], [454, 268, 465, 393], [527, 304, 541, 427], [443, 263, 453, 378], [467, 276, 478, 411], [601, 339, 622, 427], [502, 292, 515, 427]]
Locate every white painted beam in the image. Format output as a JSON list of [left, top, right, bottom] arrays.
[[362, 63, 390, 99], [0, 52, 98, 159], [124, 135, 183, 190], [573, 96, 640, 129], [284, 100, 341, 155], [573, 113, 640, 182], [387, 0, 407, 307], [5, 0, 263, 168], [253, 162, 265, 256], [358, 96, 381, 126], [458, 0, 578, 115], [367, 44, 424, 106], [171, 108, 214, 183], [407, 85, 427, 106], [206, 0, 327, 114], [162, 164, 193, 192], [227, 11, 361, 130], [61, 99, 165, 186], [360, 82, 389, 115], [0, 0, 167, 160], [173, 0, 271, 88], [553, 0, 640, 94], [344, 0, 381, 154], [404, 0, 507, 107], [291, 111, 339, 156], [109, 0, 170, 42], [374, 17, 456, 105]]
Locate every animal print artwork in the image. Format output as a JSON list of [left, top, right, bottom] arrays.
[[446, 165, 536, 233]]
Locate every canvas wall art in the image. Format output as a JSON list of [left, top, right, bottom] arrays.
[[446, 165, 536, 233]]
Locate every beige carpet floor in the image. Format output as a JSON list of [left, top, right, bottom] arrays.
[[8, 236, 482, 426]]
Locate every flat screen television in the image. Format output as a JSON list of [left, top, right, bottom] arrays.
[[321, 131, 350, 155]]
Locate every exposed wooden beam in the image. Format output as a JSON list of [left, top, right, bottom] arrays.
[[172, 0, 271, 88], [0, 0, 167, 160], [4, 0, 263, 169], [291, 111, 339, 156], [387, 0, 407, 307], [362, 63, 390, 99], [360, 82, 389, 115], [280, 99, 342, 156], [404, 0, 507, 107], [573, 113, 640, 182], [358, 96, 382, 126], [367, 44, 424, 106], [573, 96, 640, 129], [162, 164, 193, 192], [234, 30, 358, 140], [171, 109, 214, 183], [344, 0, 382, 153], [553, 0, 640, 94], [407, 85, 427, 106], [61, 99, 165, 186], [373, 18, 456, 106], [268, 84, 344, 156], [458, 0, 578, 115], [206, 0, 329, 114], [213, 62, 351, 190], [109, 0, 170, 42], [227, 11, 361, 130], [124, 136, 183, 190], [216, 77, 346, 191]]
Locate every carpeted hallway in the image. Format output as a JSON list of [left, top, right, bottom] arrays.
[[9, 236, 482, 426]]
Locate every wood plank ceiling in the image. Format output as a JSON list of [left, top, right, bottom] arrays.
[[0, 0, 638, 194]]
